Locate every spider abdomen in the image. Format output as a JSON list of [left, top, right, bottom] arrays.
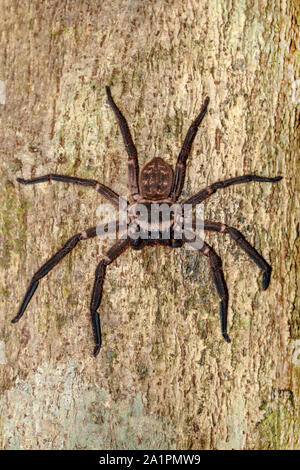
[[128, 200, 178, 242]]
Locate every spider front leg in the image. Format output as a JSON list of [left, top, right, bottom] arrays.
[[90, 238, 130, 356], [170, 96, 210, 202], [204, 221, 272, 289], [105, 86, 140, 199]]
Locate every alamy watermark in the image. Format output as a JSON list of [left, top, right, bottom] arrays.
[[95, 197, 205, 250]]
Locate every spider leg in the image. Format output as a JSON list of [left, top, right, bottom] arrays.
[[170, 96, 210, 202], [105, 86, 140, 199], [204, 221, 272, 289], [182, 174, 282, 206], [90, 238, 130, 356], [201, 243, 230, 342], [11, 222, 118, 324], [183, 233, 230, 343], [17, 174, 121, 209]]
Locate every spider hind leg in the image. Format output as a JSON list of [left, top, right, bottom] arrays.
[[90, 238, 130, 356], [183, 235, 231, 343], [204, 221, 272, 290], [206, 244, 231, 343], [12, 233, 82, 324]]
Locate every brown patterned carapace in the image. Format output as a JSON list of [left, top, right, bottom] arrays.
[[139, 157, 173, 200]]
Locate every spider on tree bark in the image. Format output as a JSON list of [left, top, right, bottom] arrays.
[[12, 86, 282, 356]]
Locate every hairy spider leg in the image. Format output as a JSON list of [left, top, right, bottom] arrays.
[[182, 175, 283, 207], [106, 86, 140, 198], [170, 96, 210, 202], [183, 234, 230, 343], [204, 243, 230, 343], [17, 174, 121, 209], [90, 238, 130, 356], [11, 223, 118, 324], [204, 221, 272, 290]]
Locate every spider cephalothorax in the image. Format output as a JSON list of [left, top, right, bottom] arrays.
[[139, 157, 173, 200], [12, 85, 282, 356]]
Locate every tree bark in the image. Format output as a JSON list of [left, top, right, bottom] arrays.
[[0, 0, 299, 450]]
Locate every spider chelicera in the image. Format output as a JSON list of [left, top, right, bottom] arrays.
[[12, 86, 282, 356]]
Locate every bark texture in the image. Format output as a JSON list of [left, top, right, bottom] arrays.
[[0, 0, 299, 450]]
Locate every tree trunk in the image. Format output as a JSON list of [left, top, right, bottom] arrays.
[[0, 0, 299, 450]]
